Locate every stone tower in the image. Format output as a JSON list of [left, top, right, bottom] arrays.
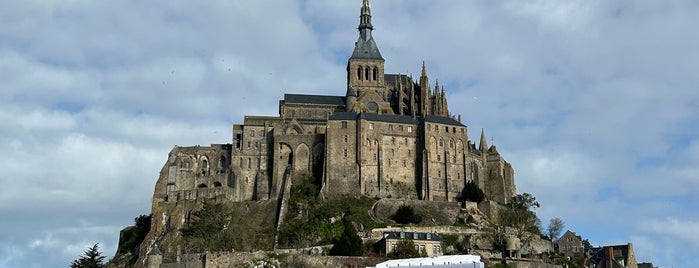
[[346, 0, 391, 114]]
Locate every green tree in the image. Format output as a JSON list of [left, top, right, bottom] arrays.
[[546, 217, 565, 241], [391, 205, 422, 224], [461, 181, 485, 203], [486, 193, 542, 266], [388, 239, 426, 259], [70, 243, 106, 268], [330, 220, 365, 256], [181, 202, 235, 252]]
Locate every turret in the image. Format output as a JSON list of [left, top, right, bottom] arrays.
[[479, 128, 488, 153], [419, 61, 430, 116]]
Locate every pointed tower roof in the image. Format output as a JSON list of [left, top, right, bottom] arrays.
[[479, 128, 488, 153], [350, 0, 384, 60], [421, 61, 427, 77]]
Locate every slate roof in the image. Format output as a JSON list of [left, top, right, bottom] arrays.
[[350, 36, 384, 60], [329, 112, 419, 125], [425, 115, 465, 126], [283, 94, 346, 106], [385, 74, 413, 86], [383, 231, 443, 242]]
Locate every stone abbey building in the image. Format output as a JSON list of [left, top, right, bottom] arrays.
[[152, 0, 516, 207]]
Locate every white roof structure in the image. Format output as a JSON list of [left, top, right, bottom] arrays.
[[369, 255, 485, 268]]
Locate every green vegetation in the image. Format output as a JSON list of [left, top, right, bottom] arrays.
[[461, 181, 485, 203], [387, 239, 426, 259], [277, 174, 384, 249], [441, 234, 471, 254], [330, 219, 365, 256], [391, 205, 422, 224], [70, 243, 106, 268], [180, 201, 276, 253], [487, 193, 542, 266], [113, 214, 151, 265]]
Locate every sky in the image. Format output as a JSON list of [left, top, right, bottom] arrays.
[[1, 0, 697, 267]]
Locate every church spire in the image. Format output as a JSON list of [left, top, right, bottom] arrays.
[[349, 0, 383, 60], [359, 0, 374, 40], [479, 128, 488, 153], [421, 61, 427, 77]]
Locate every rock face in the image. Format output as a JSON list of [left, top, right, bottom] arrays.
[[131, 0, 521, 266]]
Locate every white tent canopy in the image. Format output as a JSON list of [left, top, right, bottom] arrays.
[[369, 255, 485, 268]]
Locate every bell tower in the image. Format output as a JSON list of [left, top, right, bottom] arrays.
[[346, 0, 391, 114]]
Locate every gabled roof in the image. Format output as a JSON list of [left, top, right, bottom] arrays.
[[282, 94, 346, 106], [425, 115, 465, 126]]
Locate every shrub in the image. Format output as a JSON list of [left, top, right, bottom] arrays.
[[391, 205, 422, 224], [461, 181, 485, 203], [330, 220, 365, 256]]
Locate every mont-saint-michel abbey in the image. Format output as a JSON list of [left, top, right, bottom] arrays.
[[142, 1, 518, 265], [155, 0, 515, 206]]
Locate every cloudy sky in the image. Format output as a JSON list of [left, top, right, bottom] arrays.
[[1, 0, 698, 267]]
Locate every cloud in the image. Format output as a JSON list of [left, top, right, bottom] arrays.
[[1, 0, 698, 267]]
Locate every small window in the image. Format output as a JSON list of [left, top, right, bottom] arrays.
[[369, 123, 374, 130], [373, 153, 377, 161], [399, 125, 404, 132], [255, 141, 259, 148], [307, 110, 312, 117], [388, 124, 393, 132], [461, 128, 465, 133], [250, 130, 255, 137], [453, 127, 456, 133], [247, 158, 251, 169], [341, 121, 348, 129], [247, 141, 251, 148], [439, 140, 444, 147], [408, 126, 413, 133], [358, 67, 362, 80], [373, 67, 377, 80], [403, 159, 406, 167], [437, 155, 441, 162], [449, 140, 454, 148], [438, 170, 441, 177], [202, 159, 208, 169], [343, 148, 348, 157], [445, 126, 449, 132], [344, 135, 348, 142], [365, 68, 369, 81]]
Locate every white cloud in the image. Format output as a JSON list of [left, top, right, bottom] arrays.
[[1, 0, 698, 267]]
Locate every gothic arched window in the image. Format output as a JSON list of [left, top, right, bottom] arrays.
[[373, 67, 377, 80]]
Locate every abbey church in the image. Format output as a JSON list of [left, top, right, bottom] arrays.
[[152, 0, 516, 207]]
